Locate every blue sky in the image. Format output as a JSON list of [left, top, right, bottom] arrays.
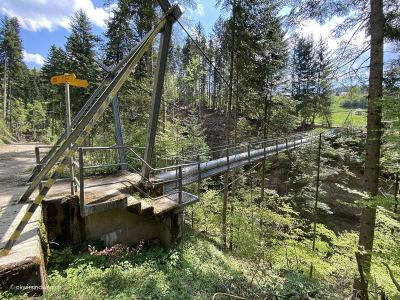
[[1, 0, 221, 68], [1, 0, 396, 74]]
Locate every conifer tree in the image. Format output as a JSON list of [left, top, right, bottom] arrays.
[[314, 37, 333, 126], [285, 0, 399, 297], [103, 0, 136, 66], [41, 45, 68, 124], [291, 35, 317, 126], [65, 10, 100, 115], [0, 16, 27, 123]]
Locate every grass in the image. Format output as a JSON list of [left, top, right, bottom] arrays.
[[317, 96, 367, 128], [0, 228, 335, 300]]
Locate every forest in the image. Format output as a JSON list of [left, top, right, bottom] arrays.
[[0, 0, 399, 299]]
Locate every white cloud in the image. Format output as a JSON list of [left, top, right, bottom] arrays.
[[195, 3, 204, 16], [296, 17, 367, 51], [23, 50, 45, 66], [0, 0, 112, 32], [184, 3, 204, 17]]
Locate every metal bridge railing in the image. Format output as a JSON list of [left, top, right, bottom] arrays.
[[72, 145, 199, 217], [33, 129, 337, 218], [34, 145, 80, 194]]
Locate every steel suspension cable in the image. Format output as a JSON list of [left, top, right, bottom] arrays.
[[175, 19, 229, 87]]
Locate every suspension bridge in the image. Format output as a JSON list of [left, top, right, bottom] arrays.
[[0, 0, 338, 293]]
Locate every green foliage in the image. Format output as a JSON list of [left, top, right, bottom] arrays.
[[156, 112, 210, 163], [0, 117, 14, 144], [339, 87, 368, 109], [0, 16, 26, 100], [0, 229, 339, 300], [64, 10, 101, 115], [10, 98, 27, 139]]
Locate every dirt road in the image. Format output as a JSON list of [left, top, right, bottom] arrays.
[[0, 144, 38, 207]]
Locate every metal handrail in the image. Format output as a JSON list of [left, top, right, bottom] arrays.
[[34, 129, 335, 217]]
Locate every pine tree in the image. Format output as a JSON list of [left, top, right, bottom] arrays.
[[65, 10, 100, 115], [314, 37, 333, 126], [41, 45, 68, 126], [0, 16, 27, 124], [291, 35, 317, 126], [103, 0, 136, 66], [285, 0, 396, 297]]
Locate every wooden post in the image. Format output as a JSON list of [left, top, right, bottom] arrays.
[[310, 133, 322, 278]]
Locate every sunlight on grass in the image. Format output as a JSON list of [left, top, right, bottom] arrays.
[[317, 96, 367, 127]]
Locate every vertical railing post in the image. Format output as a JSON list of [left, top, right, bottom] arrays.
[[35, 147, 43, 191], [178, 165, 182, 205], [285, 138, 288, 152], [79, 147, 85, 217], [248, 142, 251, 164], [275, 139, 279, 155], [310, 132, 322, 278], [197, 154, 201, 192], [174, 157, 178, 190], [301, 135, 303, 146], [293, 136, 296, 149], [226, 148, 230, 170], [195, 154, 201, 229], [263, 141, 266, 160]]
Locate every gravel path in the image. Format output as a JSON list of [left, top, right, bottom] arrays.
[[0, 143, 39, 187], [0, 143, 43, 207]]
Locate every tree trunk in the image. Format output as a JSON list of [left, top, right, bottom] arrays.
[[2, 60, 7, 121], [394, 172, 399, 214], [222, 0, 236, 249], [352, 0, 384, 298]]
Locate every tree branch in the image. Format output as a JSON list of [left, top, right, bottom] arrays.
[[383, 262, 400, 292]]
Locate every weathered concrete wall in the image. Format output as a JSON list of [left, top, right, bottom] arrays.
[[85, 208, 183, 248], [157, 208, 183, 248], [42, 195, 183, 248], [42, 196, 85, 246], [0, 205, 47, 295], [0, 258, 47, 295]]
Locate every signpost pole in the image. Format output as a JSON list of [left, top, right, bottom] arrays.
[[65, 81, 75, 195], [49, 73, 88, 196]]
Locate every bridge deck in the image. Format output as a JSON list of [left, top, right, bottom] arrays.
[[32, 171, 142, 204], [0, 145, 195, 290], [155, 134, 316, 192]]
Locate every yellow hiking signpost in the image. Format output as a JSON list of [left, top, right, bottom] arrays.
[[51, 73, 88, 195], [0, 2, 180, 259], [50, 73, 88, 88]]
